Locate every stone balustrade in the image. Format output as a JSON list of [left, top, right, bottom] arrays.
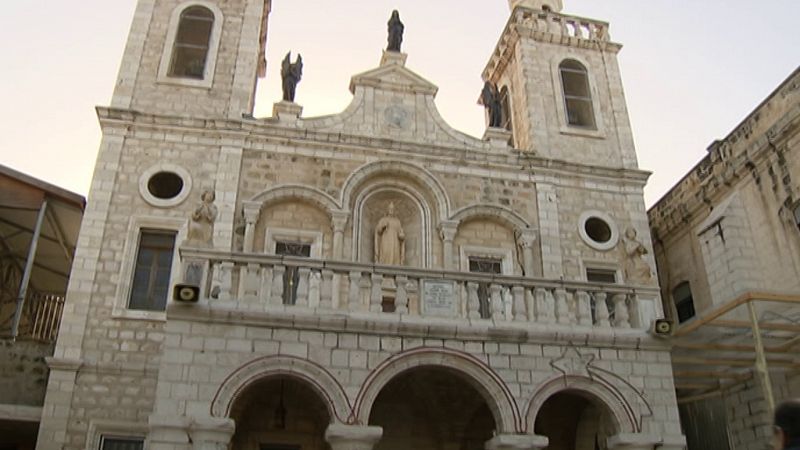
[[180, 247, 655, 331], [513, 8, 610, 42]]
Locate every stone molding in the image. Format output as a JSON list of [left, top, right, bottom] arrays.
[[485, 434, 549, 450], [209, 355, 351, 424], [352, 347, 521, 433], [325, 424, 383, 450], [606, 433, 661, 450], [450, 204, 533, 231]]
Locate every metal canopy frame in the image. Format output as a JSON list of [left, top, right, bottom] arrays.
[[672, 292, 800, 412]]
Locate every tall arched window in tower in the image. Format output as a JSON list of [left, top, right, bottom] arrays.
[[168, 6, 215, 79], [559, 59, 596, 129], [499, 86, 514, 146]]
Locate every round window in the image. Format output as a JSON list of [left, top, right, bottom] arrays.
[[147, 172, 184, 200], [578, 211, 619, 251], [139, 164, 192, 208], [585, 217, 612, 243]]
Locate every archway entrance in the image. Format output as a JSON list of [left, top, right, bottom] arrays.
[[534, 391, 616, 450], [230, 376, 332, 450], [369, 367, 496, 450]]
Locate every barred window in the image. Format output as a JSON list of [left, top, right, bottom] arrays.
[[559, 60, 596, 129], [168, 6, 215, 79], [100, 437, 144, 450], [129, 230, 176, 311]]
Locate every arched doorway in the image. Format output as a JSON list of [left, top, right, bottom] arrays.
[[533, 391, 617, 450], [368, 367, 496, 450], [230, 376, 332, 450]]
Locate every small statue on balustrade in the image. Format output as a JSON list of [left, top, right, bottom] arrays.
[[281, 52, 303, 102], [374, 202, 405, 266], [620, 227, 652, 283], [387, 10, 404, 52], [480, 81, 503, 128], [186, 190, 218, 247]]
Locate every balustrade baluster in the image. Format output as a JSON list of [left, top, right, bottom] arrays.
[[270, 265, 285, 305], [467, 282, 480, 319], [555, 288, 570, 324], [534, 287, 554, 323], [575, 290, 592, 326], [490, 284, 504, 321], [308, 271, 321, 308], [370, 274, 383, 313], [259, 266, 273, 303], [295, 267, 311, 307], [627, 293, 640, 328], [214, 262, 235, 301], [395, 275, 409, 314], [239, 263, 260, 301], [319, 270, 334, 309], [612, 293, 631, 328], [348, 271, 362, 312], [512, 286, 527, 322], [594, 292, 610, 327]]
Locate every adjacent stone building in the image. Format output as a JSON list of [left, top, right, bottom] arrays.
[[650, 68, 800, 450], [36, 1, 686, 449]]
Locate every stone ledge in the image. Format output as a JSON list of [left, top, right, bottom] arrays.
[[0, 404, 43, 422]]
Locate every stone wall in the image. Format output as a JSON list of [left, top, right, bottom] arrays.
[[0, 340, 52, 406]]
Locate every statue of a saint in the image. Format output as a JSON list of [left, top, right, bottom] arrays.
[[480, 81, 503, 128], [186, 190, 218, 247], [374, 202, 405, 266], [620, 227, 652, 282], [281, 52, 303, 102], [387, 10, 404, 52]]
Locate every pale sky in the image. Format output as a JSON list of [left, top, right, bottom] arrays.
[[1, 1, 798, 207]]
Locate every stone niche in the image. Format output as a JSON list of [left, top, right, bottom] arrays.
[[358, 190, 424, 267]]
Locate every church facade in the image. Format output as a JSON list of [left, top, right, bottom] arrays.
[[36, 1, 686, 449]]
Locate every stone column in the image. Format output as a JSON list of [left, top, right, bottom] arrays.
[[438, 221, 459, 270], [606, 433, 661, 450], [189, 417, 235, 450], [485, 434, 549, 450], [242, 201, 261, 253], [148, 416, 191, 450], [331, 210, 350, 260], [325, 424, 383, 450], [515, 228, 537, 277]]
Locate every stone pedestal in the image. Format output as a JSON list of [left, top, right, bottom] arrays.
[[272, 101, 303, 123], [606, 433, 662, 450], [380, 50, 408, 67], [325, 424, 383, 450], [483, 127, 513, 148], [485, 434, 549, 450]]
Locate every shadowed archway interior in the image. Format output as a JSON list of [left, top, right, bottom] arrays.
[[369, 367, 496, 450], [230, 376, 332, 450], [534, 391, 616, 450]]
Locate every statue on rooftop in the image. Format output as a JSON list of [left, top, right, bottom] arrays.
[[387, 10, 404, 52], [480, 81, 503, 128], [281, 52, 303, 102]]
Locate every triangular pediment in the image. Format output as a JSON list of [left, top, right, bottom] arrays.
[[350, 60, 438, 96]]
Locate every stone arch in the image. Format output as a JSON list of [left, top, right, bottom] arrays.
[[341, 160, 451, 221], [210, 355, 351, 424], [250, 184, 342, 216], [524, 375, 640, 435], [450, 204, 532, 231], [353, 347, 521, 433]]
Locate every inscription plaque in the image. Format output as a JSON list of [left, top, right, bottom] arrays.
[[422, 280, 457, 317]]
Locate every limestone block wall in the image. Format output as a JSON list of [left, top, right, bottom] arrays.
[[147, 312, 683, 442]]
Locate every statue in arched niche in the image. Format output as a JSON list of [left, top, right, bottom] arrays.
[[374, 202, 405, 266]]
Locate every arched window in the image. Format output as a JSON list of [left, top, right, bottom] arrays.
[[559, 60, 596, 129], [499, 86, 513, 132], [168, 6, 215, 79], [672, 282, 695, 323]]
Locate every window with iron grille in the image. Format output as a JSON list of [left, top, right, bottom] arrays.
[[168, 6, 214, 79], [559, 60, 596, 129], [129, 230, 176, 312], [469, 257, 502, 319], [100, 437, 144, 450], [276, 242, 312, 305]]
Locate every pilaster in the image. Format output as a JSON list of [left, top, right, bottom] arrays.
[[438, 221, 459, 270], [242, 201, 262, 252]]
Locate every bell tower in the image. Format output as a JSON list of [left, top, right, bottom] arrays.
[[110, 0, 271, 119], [487, 0, 639, 170]]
